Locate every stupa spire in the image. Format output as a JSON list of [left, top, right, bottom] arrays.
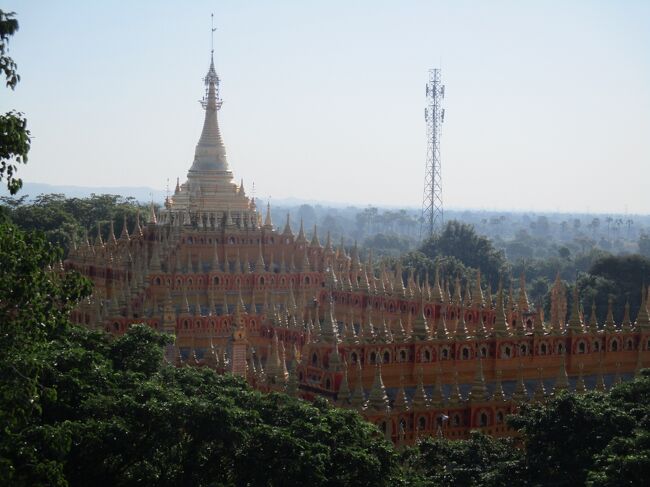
[[264, 201, 273, 228], [190, 17, 228, 173]]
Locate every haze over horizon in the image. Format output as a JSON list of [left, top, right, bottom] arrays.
[[2, 0, 649, 214]]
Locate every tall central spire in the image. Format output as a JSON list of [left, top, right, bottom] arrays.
[[164, 17, 256, 220], [189, 18, 229, 174]]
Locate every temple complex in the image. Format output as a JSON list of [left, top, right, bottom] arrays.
[[65, 48, 650, 445]]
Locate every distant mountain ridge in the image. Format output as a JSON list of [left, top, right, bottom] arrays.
[[1, 182, 168, 203], [3, 182, 420, 210]]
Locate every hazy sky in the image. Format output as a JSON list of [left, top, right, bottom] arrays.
[[3, 1, 649, 213]]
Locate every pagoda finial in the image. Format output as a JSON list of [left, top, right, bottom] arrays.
[[264, 201, 273, 228], [622, 299, 632, 332], [411, 367, 429, 410], [149, 202, 157, 225], [567, 283, 584, 333], [393, 374, 409, 412], [211, 13, 216, 54], [512, 362, 528, 403], [448, 371, 464, 406], [324, 231, 332, 252], [135, 210, 143, 237], [296, 218, 306, 243], [588, 300, 599, 333], [108, 220, 117, 245], [492, 370, 507, 402], [455, 303, 469, 340], [366, 362, 389, 413], [553, 352, 569, 393], [518, 271, 529, 312], [255, 242, 265, 272], [412, 296, 430, 341], [636, 285, 650, 331], [119, 214, 130, 241], [605, 297, 616, 332], [472, 269, 484, 307], [430, 363, 445, 408], [282, 213, 293, 236], [469, 358, 488, 403], [350, 362, 366, 410], [493, 282, 510, 337], [310, 224, 321, 247], [337, 361, 352, 406]]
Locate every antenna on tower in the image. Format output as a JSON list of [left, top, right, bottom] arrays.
[[420, 68, 445, 239]]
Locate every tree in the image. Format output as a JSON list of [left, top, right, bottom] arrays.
[[509, 392, 634, 486], [586, 370, 650, 486], [588, 217, 601, 237], [0, 10, 30, 194], [529, 276, 549, 304], [639, 233, 650, 258], [363, 233, 414, 257], [400, 432, 525, 487], [587, 254, 650, 320], [356, 206, 379, 238], [420, 220, 508, 288], [558, 246, 571, 259], [506, 372, 650, 487], [0, 221, 91, 484], [0, 193, 151, 255]]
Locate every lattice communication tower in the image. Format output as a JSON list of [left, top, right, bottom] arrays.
[[420, 68, 445, 238]]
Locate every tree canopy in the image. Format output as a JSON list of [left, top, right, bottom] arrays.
[[0, 10, 30, 195], [409, 220, 507, 289], [0, 193, 153, 255]]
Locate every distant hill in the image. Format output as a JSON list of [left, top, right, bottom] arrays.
[[3, 182, 419, 210], [1, 182, 168, 203]]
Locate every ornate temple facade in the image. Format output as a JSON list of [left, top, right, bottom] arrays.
[[65, 50, 650, 445]]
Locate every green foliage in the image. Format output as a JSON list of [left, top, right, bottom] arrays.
[[420, 220, 507, 288], [108, 323, 172, 374], [589, 254, 650, 299], [528, 276, 549, 305], [5, 322, 402, 486], [363, 233, 414, 257], [506, 372, 650, 487], [0, 193, 151, 254], [582, 254, 650, 322], [586, 371, 650, 486], [0, 10, 30, 195], [401, 432, 525, 487], [510, 392, 635, 486], [395, 251, 473, 290], [0, 221, 91, 485]]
